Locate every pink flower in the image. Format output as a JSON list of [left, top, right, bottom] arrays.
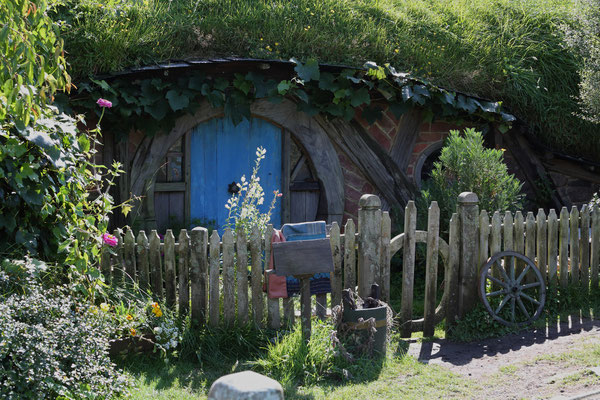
[[96, 98, 112, 108], [277, 193, 282, 197], [102, 233, 118, 247]]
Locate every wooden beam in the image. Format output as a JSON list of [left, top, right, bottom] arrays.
[[154, 182, 186, 192], [389, 107, 423, 169], [316, 116, 416, 210]]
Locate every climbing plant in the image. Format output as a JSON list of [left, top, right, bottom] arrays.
[[71, 59, 515, 140]]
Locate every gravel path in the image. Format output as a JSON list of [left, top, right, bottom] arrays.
[[408, 316, 600, 399]]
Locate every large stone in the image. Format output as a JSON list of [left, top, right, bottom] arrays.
[[207, 371, 284, 400]]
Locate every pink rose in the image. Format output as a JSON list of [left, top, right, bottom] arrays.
[[96, 98, 112, 108], [102, 233, 118, 247]]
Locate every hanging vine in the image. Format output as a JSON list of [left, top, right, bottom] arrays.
[[68, 59, 515, 139]]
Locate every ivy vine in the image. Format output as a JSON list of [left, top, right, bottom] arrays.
[[68, 59, 515, 138]]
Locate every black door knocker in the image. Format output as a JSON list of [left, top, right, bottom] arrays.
[[227, 181, 240, 195]]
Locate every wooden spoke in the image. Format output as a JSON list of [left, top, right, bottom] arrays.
[[495, 295, 511, 315], [521, 282, 541, 290], [486, 288, 506, 298], [487, 274, 508, 288], [510, 297, 516, 322], [516, 265, 531, 284], [495, 259, 511, 284], [520, 292, 540, 306], [516, 297, 530, 320]]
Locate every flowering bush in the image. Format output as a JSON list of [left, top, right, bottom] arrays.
[[93, 291, 182, 356], [224, 146, 281, 238], [101, 233, 119, 247], [0, 260, 130, 399]]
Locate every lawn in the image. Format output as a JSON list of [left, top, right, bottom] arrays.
[[121, 331, 475, 400]]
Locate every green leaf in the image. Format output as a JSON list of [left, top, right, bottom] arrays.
[[343, 105, 356, 121], [144, 99, 168, 120], [456, 95, 477, 113], [214, 78, 229, 91], [413, 85, 430, 98], [497, 124, 510, 133], [21, 127, 57, 150], [501, 112, 516, 122], [351, 87, 371, 107], [188, 75, 206, 90], [326, 103, 345, 117], [441, 91, 456, 106], [295, 89, 309, 103], [90, 78, 112, 92], [293, 58, 320, 82], [389, 102, 411, 118], [277, 80, 292, 95], [334, 88, 350, 100], [479, 101, 498, 113], [361, 106, 383, 124], [318, 72, 338, 91], [377, 87, 393, 100], [401, 86, 413, 101], [233, 73, 252, 95], [246, 72, 276, 98], [165, 90, 189, 111], [78, 135, 90, 152]]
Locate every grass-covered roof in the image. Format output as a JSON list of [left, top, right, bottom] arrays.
[[54, 0, 599, 160]]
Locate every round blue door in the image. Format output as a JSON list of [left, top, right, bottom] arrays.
[[189, 117, 282, 232]]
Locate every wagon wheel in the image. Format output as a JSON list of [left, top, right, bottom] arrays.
[[479, 251, 546, 327]]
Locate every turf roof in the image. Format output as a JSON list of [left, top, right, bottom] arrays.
[[55, 0, 599, 159]]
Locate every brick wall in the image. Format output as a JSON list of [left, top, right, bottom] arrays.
[[339, 109, 469, 222], [405, 122, 463, 180]]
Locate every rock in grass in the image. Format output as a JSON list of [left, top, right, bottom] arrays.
[[208, 371, 284, 400]]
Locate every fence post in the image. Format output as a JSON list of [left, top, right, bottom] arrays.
[[380, 212, 392, 303], [458, 192, 479, 319], [357, 194, 382, 299], [445, 213, 460, 334], [591, 206, 600, 291], [149, 230, 162, 299], [190, 227, 208, 325], [124, 228, 136, 286], [164, 230, 176, 308], [400, 201, 416, 338], [329, 222, 342, 307]]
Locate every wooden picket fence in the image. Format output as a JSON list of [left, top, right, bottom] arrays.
[[477, 205, 600, 290], [100, 194, 393, 330], [102, 193, 600, 335]]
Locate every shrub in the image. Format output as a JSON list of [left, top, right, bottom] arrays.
[[563, 0, 600, 124], [0, 0, 126, 299], [0, 261, 130, 399], [420, 128, 524, 232]]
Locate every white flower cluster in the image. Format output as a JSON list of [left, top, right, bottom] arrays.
[[153, 318, 181, 352], [224, 146, 280, 238]]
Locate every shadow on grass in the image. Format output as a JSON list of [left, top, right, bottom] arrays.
[[115, 321, 390, 398]]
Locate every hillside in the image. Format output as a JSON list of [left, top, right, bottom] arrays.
[[53, 0, 599, 160]]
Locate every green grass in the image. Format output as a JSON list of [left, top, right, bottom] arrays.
[[120, 329, 473, 400], [53, 0, 599, 159]]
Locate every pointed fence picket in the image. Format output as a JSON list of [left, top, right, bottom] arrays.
[[100, 195, 599, 334]]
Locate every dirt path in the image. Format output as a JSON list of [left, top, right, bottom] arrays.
[[408, 316, 600, 399]]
